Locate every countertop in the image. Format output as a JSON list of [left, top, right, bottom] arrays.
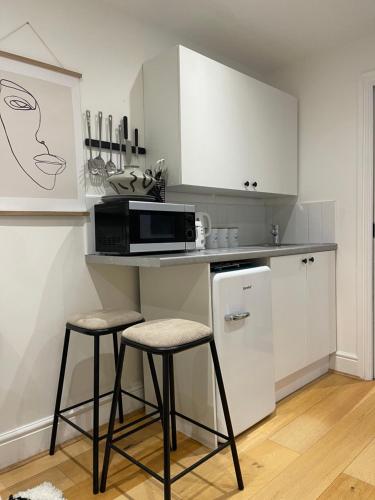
[[86, 243, 337, 268]]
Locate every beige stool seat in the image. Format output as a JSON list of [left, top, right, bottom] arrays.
[[122, 318, 212, 348], [68, 308, 143, 330]]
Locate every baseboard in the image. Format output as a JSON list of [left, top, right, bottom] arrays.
[[329, 351, 359, 377], [275, 357, 330, 401], [0, 384, 144, 470]]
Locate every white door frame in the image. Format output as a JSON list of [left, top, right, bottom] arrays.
[[357, 70, 375, 380]]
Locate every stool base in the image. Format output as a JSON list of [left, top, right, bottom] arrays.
[[101, 338, 244, 499]]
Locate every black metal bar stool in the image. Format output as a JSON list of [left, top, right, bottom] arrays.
[[100, 318, 244, 500], [49, 308, 149, 494]]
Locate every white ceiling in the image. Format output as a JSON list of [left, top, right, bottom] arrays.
[[108, 0, 375, 73]]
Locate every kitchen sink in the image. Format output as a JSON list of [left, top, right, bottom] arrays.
[[252, 243, 299, 248]]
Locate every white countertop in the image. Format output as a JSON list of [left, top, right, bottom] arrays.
[[86, 243, 337, 268]]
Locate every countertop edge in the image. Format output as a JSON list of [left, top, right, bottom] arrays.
[[86, 243, 337, 268]]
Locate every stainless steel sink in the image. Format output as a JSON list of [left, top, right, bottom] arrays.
[[252, 243, 299, 248]]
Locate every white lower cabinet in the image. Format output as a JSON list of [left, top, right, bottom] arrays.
[[271, 251, 336, 382]]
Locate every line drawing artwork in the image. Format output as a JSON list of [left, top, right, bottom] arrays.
[[0, 79, 66, 190]]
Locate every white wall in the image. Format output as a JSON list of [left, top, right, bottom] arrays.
[[267, 31, 375, 377], [0, 0, 177, 468]]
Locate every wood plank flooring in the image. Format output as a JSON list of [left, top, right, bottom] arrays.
[[2, 372, 375, 499]]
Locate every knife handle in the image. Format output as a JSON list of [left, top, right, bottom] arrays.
[[123, 116, 128, 140]]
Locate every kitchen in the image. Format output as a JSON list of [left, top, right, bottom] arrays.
[[0, 1, 374, 499]]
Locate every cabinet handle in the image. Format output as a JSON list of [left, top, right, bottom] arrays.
[[244, 181, 250, 187], [309, 257, 315, 263], [252, 181, 258, 188], [302, 258, 308, 264], [225, 311, 250, 321]]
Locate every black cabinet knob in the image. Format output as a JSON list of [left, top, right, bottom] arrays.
[[244, 181, 250, 187], [309, 257, 315, 263], [302, 258, 308, 264], [252, 181, 258, 188]]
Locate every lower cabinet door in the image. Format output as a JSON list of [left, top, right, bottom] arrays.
[[306, 251, 336, 363], [271, 254, 308, 382]]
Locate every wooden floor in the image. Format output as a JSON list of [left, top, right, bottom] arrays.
[[2, 373, 375, 499]]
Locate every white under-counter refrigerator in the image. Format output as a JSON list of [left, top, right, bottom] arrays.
[[140, 262, 275, 447]]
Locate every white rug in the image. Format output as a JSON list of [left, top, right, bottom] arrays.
[[9, 482, 65, 500]]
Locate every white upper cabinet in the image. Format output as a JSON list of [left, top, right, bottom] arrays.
[[143, 45, 298, 196]]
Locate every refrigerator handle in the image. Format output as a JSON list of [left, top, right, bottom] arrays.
[[224, 312, 250, 321]]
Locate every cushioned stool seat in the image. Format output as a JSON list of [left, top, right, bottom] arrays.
[[68, 308, 143, 330], [123, 318, 212, 348]]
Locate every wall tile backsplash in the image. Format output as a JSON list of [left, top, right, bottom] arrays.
[[167, 191, 336, 246], [269, 200, 335, 244]]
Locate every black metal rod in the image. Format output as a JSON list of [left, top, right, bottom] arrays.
[[120, 389, 160, 411], [84, 138, 146, 155], [58, 413, 92, 440], [112, 332, 124, 424], [111, 444, 164, 483], [49, 328, 71, 455], [147, 352, 164, 428], [105, 410, 160, 439], [173, 410, 229, 441], [93, 335, 100, 494], [169, 355, 177, 451], [210, 340, 244, 491], [100, 343, 126, 493], [59, 390, 113, 413], [112, 416, 161, 443], [170, 442, 230, 484], [163, 354, 171, 500]]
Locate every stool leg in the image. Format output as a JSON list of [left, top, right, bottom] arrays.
[[49, 328, 71, 455], [169, 355, 177, 451], [100, 343, 126, 493], [112, 332, 124, 424], [93, 335, 100, 494], [163, 354, 171, 500], [147, 353, 163, 426], [210, 340, 244, 491]]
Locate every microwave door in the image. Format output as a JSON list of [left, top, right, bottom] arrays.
[[129, 209, 188, 253]]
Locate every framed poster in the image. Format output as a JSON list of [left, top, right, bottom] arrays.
[[0, 51, 86, 212]]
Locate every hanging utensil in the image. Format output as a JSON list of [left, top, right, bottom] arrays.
[[118, 124, 123, 173], [94, 111, 106, 175], [86, 110, 98, 175], [134, 128, 139, 159], [105, 115, 117, 176], [123, 116, 132, 165]]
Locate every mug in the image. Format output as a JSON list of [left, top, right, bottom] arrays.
[[228, 227, 239, 248], [206, 228, 219, 249], [217, 228, 229, 248]]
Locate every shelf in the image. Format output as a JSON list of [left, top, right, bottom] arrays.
[[0, 211, 90, 216]]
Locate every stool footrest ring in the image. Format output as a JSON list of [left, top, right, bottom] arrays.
[[173, 410, 229, 441], [109, 439, 231, 485]]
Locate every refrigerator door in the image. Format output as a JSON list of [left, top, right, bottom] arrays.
[[212, 266, 275, 436]]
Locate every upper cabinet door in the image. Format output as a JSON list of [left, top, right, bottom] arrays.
[[179, 47, 298, 195], [142, 45, 298, 196]]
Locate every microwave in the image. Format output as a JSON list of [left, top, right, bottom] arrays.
[[94, 200, 196, 255]]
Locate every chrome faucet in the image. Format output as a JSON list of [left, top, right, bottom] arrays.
[[271, 224, 280, 246]]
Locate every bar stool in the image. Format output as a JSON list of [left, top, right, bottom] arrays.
[[100, 318, 244, 500], [49, 308, 147, 494]]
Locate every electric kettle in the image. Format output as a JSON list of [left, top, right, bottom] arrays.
[[195, 212, 212, 250]]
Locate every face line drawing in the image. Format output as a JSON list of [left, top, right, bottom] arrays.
[[0, 78, 66, 190]]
